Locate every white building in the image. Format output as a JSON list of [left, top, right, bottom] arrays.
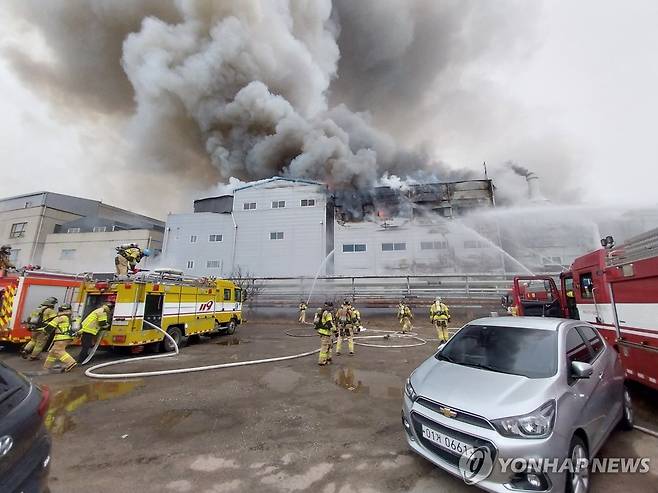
[[0, 191, 164, 272], [162, 177, 505, 277], [162, 178, 329, 277]]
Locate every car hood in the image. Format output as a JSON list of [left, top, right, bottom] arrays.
[[412, 358, 556, 420]]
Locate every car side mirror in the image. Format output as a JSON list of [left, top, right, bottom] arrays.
[[571, 361, 594, 379]]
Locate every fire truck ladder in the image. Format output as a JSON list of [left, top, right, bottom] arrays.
[[606, 227, 658, 268]]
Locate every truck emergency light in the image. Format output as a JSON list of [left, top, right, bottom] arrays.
[[95, 281, 109, 290]]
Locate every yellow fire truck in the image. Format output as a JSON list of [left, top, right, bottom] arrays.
[[74, 269, 242, 351]]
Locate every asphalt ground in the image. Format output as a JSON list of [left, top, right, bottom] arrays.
[[2, 316, 658, 493]]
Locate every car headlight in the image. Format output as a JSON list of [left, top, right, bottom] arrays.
[[492, 400, 556, 439], [404, 378, 417, 401]]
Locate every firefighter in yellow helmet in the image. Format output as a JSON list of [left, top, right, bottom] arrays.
[[0, 245, 14, 272], [43, 304, 77, 373], [115, 244, 151, 276], [298, 300, 308, 324], [397, 300, 413, 334], [316, 302, 335, 365], [430, 296, 451, 343], [21, 297, 58, 360], [335, 300, 355, 356], [76, 302, 114, 365]]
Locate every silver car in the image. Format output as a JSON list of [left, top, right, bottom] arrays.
[[402, 317, 634, 493]]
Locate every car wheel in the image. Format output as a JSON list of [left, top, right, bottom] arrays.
[[566, 435, 589, 493], [161, 326, 182, 352], [619, 386, 634, 431], [226, 320, 237, 335]]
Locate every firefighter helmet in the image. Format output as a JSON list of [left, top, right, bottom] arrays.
[[43, 297, 58, 307], [59, 303, 72, 312]]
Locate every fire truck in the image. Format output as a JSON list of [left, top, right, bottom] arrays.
[[504, 228, 658, 391], [0, 271, 83, 345], [74, 269, 242, 351]]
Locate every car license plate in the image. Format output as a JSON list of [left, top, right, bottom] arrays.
[[422, 424, 474, 455]]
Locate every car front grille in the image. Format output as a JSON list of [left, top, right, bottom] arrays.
[[415, 397, 494, 430], [411, 411, 497, 467]]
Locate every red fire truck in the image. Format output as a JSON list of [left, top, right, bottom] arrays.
[[0, 270, 83, 345], [505, 228, 658, 391]]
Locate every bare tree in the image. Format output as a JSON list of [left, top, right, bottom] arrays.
[[229, 266, 263, 311]]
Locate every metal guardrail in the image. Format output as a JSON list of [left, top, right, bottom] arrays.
[[243, 273, 560, 306]]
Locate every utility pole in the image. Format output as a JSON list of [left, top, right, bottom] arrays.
[[483, 161, 488, 180]]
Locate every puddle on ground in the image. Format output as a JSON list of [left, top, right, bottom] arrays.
[[45, 380, 142, 436], [216, 337, 250, 346], [157, 409, 195, 427], [332, 367, 402, 400]]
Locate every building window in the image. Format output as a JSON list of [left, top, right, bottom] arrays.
[[93, 226, 107, 233], [10, 222, 27, 238], [269, 232, 284, 240], [271, 200, 286, 209], [421, 240, 448, 250], [301, 199, 316, 207], [60, 249, 76, 260], [382, 243, 406, 252], [67, 227, 81, 234], [464, 240, 486, 249], [207, 260, 222, 268], [342, 243, 367, 253], [209, 234, 223, 242], [243, 202, 257, 210], [186, 260, 194, 269], [190, 235, 198, 243]]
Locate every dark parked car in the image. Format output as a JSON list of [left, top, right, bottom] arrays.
[[0, 361, 51, 493]]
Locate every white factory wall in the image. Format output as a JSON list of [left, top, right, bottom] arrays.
[[334, 220, 506, 275], [162, 179, 328, 277], [40, 229, 163, 273], [0, 206, 82, 267], [162, 213, 236, 276], [232, 180, 327, 277]]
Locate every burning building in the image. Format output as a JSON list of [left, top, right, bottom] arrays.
[[162, 177, 500, 277]]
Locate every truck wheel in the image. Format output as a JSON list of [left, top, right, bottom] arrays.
[[226, 320, 237, 335], [161, 326, 182, 352], [619, 386, 634, 431]]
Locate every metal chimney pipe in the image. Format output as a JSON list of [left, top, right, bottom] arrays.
[[525, 172, 542, 201]]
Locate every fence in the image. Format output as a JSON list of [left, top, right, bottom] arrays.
[[242, 273, 560, 308]]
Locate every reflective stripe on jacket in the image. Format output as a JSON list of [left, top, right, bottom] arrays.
[[317, 310, 334, 336], [81, 307, 109, 336], [430, 302, 449, 320], [48, 314, 73, 342]]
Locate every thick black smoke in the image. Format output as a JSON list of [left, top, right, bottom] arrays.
[[4, 0, 541, 197]]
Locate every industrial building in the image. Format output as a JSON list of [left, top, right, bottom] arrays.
[[0, 192, 164, 272], [161, 177, 502, 277]]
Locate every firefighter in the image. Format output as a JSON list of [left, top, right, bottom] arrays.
[[21, 297, 58, 360], [115, 244, 151, 276], [316, 302, 335, 366], [397, 300, 413, 334], [43, 303, 77, 373], [298, 300, 308, 324], [76, 303, 114, 365], [351, 303, 362, 333], [335, 300, 355, 356], [430, 296, 451, 343], [0, 245, 14, 272]]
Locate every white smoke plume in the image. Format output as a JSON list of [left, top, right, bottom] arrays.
[[4, 0, 542, 199]]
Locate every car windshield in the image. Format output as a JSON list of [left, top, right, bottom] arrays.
[[436, 324, 558, 378]]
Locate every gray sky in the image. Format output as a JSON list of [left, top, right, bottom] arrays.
[[1, 0, 657, 218]]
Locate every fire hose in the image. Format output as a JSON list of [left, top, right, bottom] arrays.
[[85, 322, 427, 379], [85, 320, 320, 380]]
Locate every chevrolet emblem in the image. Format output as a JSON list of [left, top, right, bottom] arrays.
[[439, 406, 458, 418]]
